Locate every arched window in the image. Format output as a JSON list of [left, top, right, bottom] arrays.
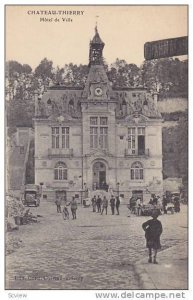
[[68, 99, 74, 114], [54, 162, 67, 180], [131, 162, 143, 180]]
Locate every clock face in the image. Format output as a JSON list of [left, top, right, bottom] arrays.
[[94, 87, 103, 96]]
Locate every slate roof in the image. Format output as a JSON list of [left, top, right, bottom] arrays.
[[91, 26, 105, 45]]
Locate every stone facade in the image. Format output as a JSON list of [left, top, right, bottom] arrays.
[[34, 27, 163, 203]]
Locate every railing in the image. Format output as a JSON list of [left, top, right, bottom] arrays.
[[125, 148, 149, 157], [48, 148, 73, 158]]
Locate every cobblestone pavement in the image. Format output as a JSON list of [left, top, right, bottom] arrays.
[[6, 201, 188, 290]]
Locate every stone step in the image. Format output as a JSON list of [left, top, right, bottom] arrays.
[[89, 189, 115, 199]]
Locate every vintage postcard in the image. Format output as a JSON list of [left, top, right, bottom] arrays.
[[5, 4, 188, 294]]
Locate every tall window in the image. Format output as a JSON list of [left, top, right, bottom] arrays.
[[137, 127, 145, 155], [131, 162, 143, 180], [62, 127, 69, 148], [52, 127, 59, 149], [99, 127, 108, 149], [128, 127, 145, 155], [54, 162, 67, 180], [90, 117, 108, 149], [90, 127, 98, 148], [128, 128, 136, 154], [51, 127, 70, 149]]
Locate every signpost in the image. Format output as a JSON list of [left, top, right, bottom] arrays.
[[144, 36, 188, 60]]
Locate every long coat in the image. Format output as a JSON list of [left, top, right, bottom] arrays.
[[142, 219, 163, 249], [70, 200, 77, 210], [102, 198, 108, 208]]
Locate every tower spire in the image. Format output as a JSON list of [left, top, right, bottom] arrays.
[[95, 15, 99, 33], [89, 22, 105, 66]]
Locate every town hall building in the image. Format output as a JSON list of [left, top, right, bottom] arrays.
[[34, 27, 163, 203]]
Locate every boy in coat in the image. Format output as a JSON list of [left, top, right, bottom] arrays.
[[142, 209, 163, 264]]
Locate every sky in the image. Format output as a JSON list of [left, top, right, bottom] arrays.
[[5, 5, 188, 70]]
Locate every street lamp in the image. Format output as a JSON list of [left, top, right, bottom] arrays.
[[39, 182, 44, 197], [117, 182, 120, 198], [84, 182, 87, 198]]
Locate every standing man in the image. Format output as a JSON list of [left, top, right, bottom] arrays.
[[162, 195, 168, 214], [101, 196, 108, 215], [115, 196, 120, 215], [96, 195, 102, 213], [55, 197, 62, 213], [91, 195, 97, 212], [174, 195, 180, 213], [136, 197, 142, 216], [152, 195, 158, 206], [70, 197, 78, 219], [110, 195, 116, 215]]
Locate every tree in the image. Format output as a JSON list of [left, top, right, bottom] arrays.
[[54, 66, 65, 84], [6, 60, 23, 77], [107, 59, 141, 87], [140, 58, 188, 98], [6, 61, 32, 77], [34, 58, 54, 80], [57, 63, 89, 86], [22, 64, 32, 74]]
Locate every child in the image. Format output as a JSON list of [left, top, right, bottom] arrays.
[[142, 209, 163, 264], [62, 204, 69, 220]]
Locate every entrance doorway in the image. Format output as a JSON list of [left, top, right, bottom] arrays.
[[55, 190, 66, 202], [93, 162, 107, 190]]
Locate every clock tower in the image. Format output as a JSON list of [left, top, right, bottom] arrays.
[[89, 25, 105, 66], [82, 26, 113, 101], [81, 25, 117, 167]]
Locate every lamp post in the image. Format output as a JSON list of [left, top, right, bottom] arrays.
[[117, 182, 120, 198], [39, 182, 44, 197], [84, 182, 87, 199]]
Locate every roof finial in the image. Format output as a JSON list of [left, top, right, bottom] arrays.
[[95, 15, 99, 33]]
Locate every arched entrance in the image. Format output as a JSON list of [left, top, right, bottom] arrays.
[[93, 161, 106, 190]]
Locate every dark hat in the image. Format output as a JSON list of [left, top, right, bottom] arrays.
[[151, 209, 160, 218]]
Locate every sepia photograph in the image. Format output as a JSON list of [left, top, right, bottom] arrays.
[[5, 4, 188, 293]]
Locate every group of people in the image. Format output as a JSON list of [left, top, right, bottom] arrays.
[[91, 195, 121, 215], [162, 194, 181, 214], [54, 192, 183, 265], [129, 193, 181, 217], [55, 197, 78, 220], [149, 193, 181, 214]]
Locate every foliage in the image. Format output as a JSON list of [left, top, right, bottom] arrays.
[[34, 58, 54, 80], [54, 63, 89, 86], [162, 111, 188, 181], [140, 58, 188, 98], [107, 59, 142, 87]]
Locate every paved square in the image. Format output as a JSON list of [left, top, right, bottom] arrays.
[[6, 201, 187, 290]]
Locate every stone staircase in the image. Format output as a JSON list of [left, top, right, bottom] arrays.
[[89, 189, 116, 199]]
